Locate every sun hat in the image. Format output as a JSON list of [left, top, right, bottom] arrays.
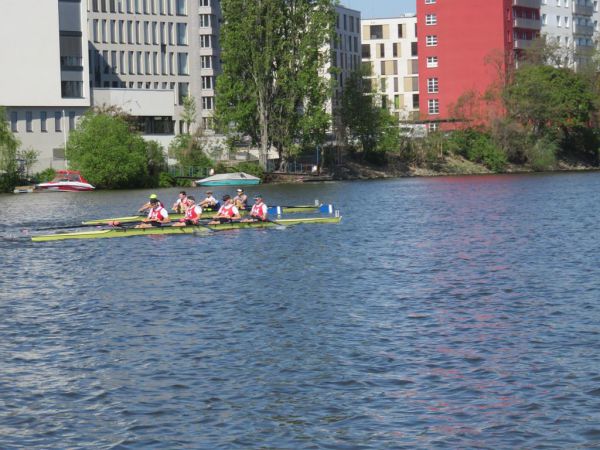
[[149, 194, 158, 199]]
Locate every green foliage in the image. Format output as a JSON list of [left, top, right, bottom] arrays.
[[0, 106, 19, 175], [159, 172, 176, 188], [340, 68, 401, 162], [66, 112, 149, 189], [145, 140, 167, 185], [217, 0, 335, 167], [34, 168, 57, 183], [16, 147, 39, 177], [526, 136, 558, 171], [168, 133, 213, 168], [233, 161, 264, 178], [180, 96, 197, 133], [504, 65, 595, 134], [446, 129, 507, 172]]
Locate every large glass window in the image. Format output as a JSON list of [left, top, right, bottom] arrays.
[[55, 111, 62, 132], [11, 111, 18, 132], [176, 23, 187, 45], [177, 52, 188, 75], [40, 111, 47, 132], [176, 0, 186, 15], [369, 25, 383, 40]]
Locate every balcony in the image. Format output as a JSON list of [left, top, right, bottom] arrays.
[[513, 17, 541, 30], [573, 4, 594, 15], [514, 38, 534, 49], [574, 23, 594, 35], [513, 0, 541, 8]]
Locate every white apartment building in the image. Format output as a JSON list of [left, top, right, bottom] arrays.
[[326, 5, 361, 146], [87, 0, 220, 135], [360, 15, 419, 124], [0, 0, 91, 171], [541, 0, 599, 68]]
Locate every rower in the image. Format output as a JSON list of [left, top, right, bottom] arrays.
[[208, 194, 241, 224], [138, 194, 163, 213], [199, 190, 219, 211], [172, 190, 188, 213], [136, 198, 170, 228], [173, 196, 203, 226], [233, 188, 248, 210], [242, 194, 268, 222]]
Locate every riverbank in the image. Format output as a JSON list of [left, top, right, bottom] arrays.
[[328, 154, 600, 181]]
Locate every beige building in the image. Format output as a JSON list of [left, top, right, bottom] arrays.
[[361, 15, 420, 125]]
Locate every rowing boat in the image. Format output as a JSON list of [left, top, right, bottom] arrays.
[[81, 204, 332, 225], [31, 216, 342, 242]]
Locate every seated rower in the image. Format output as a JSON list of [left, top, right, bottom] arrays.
[[172, 190, 189, 214], [242, 194, 268, 222], [173, 196, 203, 226], [138, 194, 163, 213], [199, 190, 219, 211], [136, 198, 170, 228], [233, 188, 248, 210], [208, 194, 241, 224]]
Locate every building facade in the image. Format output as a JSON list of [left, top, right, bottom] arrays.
[[417, 0, 541, 130], [87, 0, 220, 134], [541, 0, 598, 69], [360, 15, 419, 124], [0, 0, 91, 171]]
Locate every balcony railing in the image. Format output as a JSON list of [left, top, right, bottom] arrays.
[[514, 38, 534, 49], [513, 17, 541, 30], [513, 0, 541, 8], [573, 4, 594, 15], [574, 24, 595, 35]]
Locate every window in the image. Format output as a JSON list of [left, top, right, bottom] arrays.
[[427, 78, 438, 93], [176, 23, 187, 45], [369, 25, 383, 40], [11, 111, 18, 132], [200, 14, 211, 27], [361, 44, 371, 58], [564, 16, 569, 27], [200, 34, 212, 47], [398, 24, 403, 38], [176, 0, 186, 15], [426, 35, 437, 46], [411, 41, 418, 56], [428, 123, 439, 132], [425, 0, 436, 3], [556, 16, 561, 27], [55, 111, 62, 132], [177, 52, 189, 75], [201, 55, 212, 68], [426, 56, 438, 68], [393, 43, 400, 57], [69, 112, 76, 131], [40, 111, 47, 132], [201, 76, 213, 89], [542, 14, 547, 25], [202, 96, 214, 110], [428, 99, 439, 114], [199, 0, 210, 5], [412, 94, 419, 109], [425, 14, 437, 25]]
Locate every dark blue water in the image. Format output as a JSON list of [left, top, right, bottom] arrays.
[[1, 172, 600, 449]]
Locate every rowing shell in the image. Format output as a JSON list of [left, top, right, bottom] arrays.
[[81, 205, 330, 226], [31, 216, 342, 242]]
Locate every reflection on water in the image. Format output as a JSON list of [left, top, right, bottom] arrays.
[[1, 172, 600, 448]]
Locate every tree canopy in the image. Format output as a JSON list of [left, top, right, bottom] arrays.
[[216, 0, 335, 168], [66, 112, 161, 189], [504, 65, 595, 134]]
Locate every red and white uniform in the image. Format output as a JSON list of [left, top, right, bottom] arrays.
[[217, 203, 239, 218], [250, 201, 268, 221], [147, 205, 169, 221], [180, 205, 203, 223]]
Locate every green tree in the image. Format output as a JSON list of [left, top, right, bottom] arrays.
[[16, 147, 39, 178], [340, 68, 401, 161], [180, 95, 197, 134], [168, 131, 213, 170], [66, 111, 149, 189], [504, 65, 595, 135], [0, 106, 20, 192], [216, 0, 335, 169]]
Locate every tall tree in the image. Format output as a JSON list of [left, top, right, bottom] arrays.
[[0, 106, 20, 191], [216, 0, 335, 169]]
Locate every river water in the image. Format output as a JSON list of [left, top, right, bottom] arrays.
[[1, 172, 599, 449]]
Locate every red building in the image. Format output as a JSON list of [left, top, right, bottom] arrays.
[[417, 0, 541, 130]]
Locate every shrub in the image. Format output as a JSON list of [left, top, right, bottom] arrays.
[[527, 136, 558, 171], [158, 172, 176, 188], [34, 168, 57, 183]]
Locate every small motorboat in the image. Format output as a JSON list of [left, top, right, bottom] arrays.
[[35, 170, 95, 192], [195, 172, 261, 186]]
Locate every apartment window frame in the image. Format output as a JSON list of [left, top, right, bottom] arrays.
[[426, 56, 438, 68], [40, 111, 47, 132], [427, 78, 439, 93], [428, 99, 439, 115], [426, 35, 438, 46], [425, 14, 437, 25]]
